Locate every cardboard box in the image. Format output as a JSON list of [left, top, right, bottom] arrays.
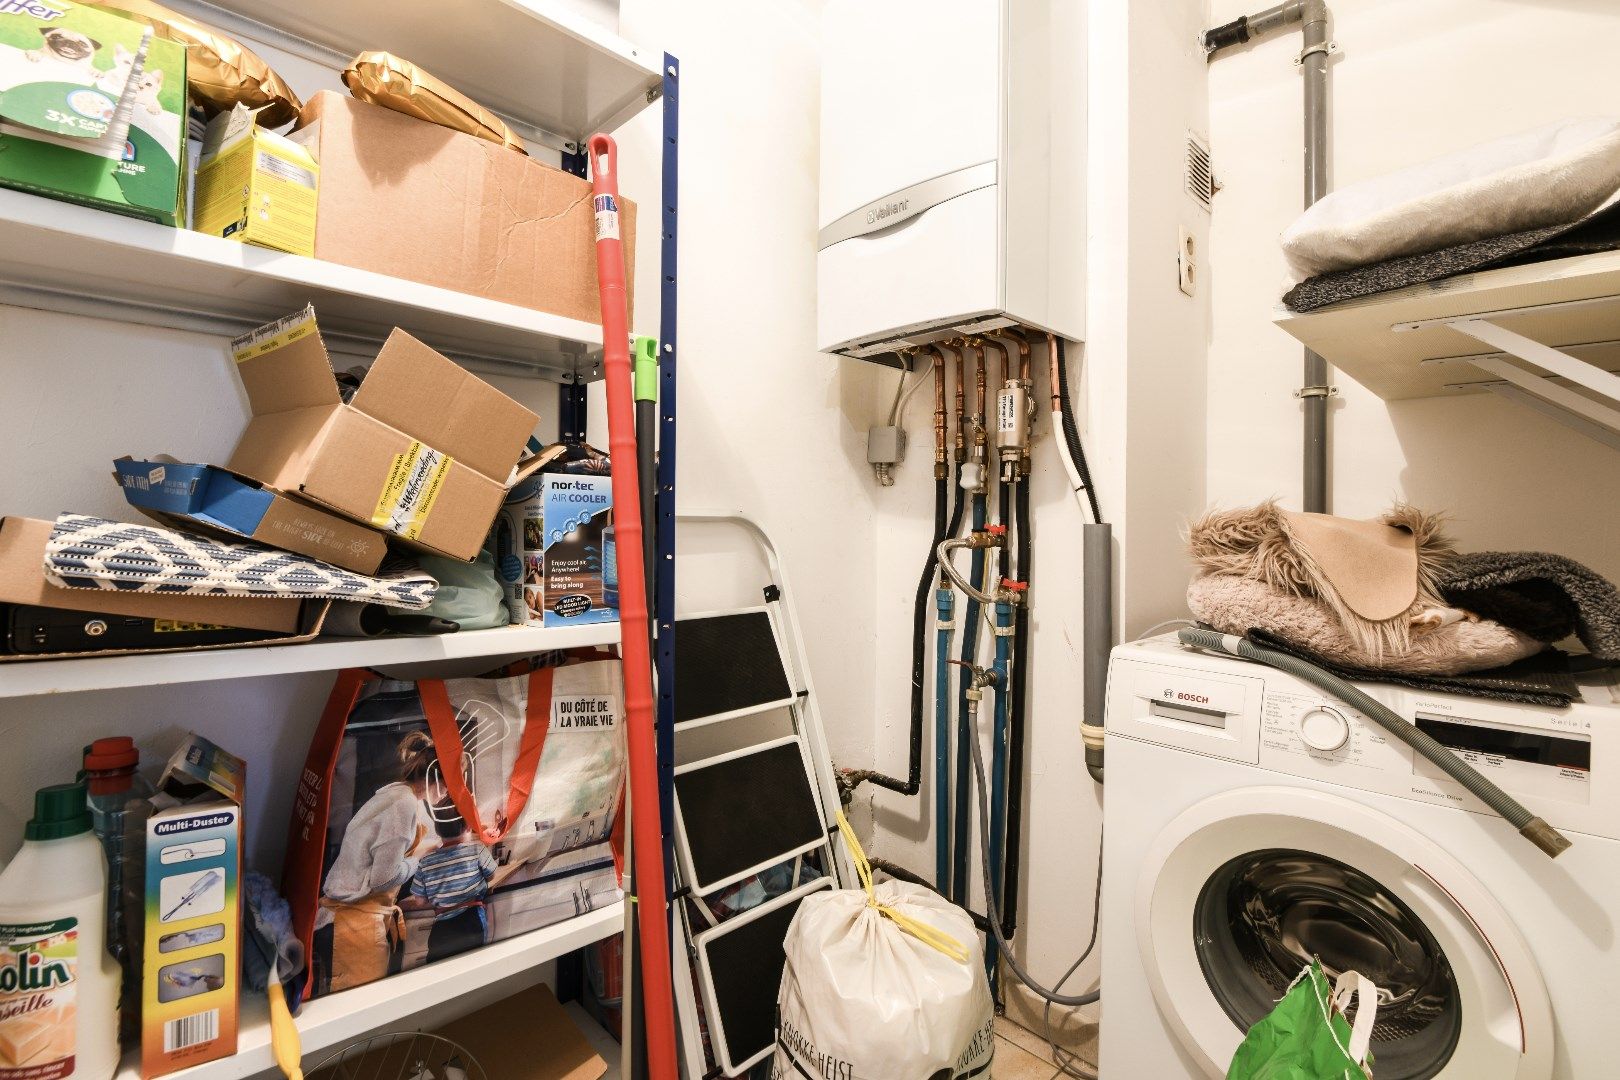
[[0, 516, 307, 639], [433, 985, 608, 1080], [141, 733, 244, 1077], [503, 472, 619, 627], [225, 305, 540, 561], [0, 2, 186, 224], [290, 91, 636, 325], [193, 104, 318, 255], [114, 457, 387, 574]]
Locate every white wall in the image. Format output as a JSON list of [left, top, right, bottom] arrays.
[[1207, 0, 1620, 577], [860, 0, 1213, 1036]]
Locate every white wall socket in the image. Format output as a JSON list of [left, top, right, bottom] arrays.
[[1178, 226, 1197, 297]]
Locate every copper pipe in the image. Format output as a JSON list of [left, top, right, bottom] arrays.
[[1047, 332, 1062, 414], [954, 343, 967, 458], [932, 344, 951, 477]]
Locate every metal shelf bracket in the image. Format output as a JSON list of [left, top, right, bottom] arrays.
[[1398, 304, 1620, 451]]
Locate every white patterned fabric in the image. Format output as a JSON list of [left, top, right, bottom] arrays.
[[45, 515, 437, 609]]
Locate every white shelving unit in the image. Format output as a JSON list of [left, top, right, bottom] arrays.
[[1274, 250, 1620, 450], [1, 1, 670, 1072], [0, 622, 622, 699], [115, 902, 624, 1079]]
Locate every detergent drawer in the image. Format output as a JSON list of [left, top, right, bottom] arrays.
[[1107, 660, 1264, 764]]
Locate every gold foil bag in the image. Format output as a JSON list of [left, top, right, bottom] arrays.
[[342, 51, 527, 155], [89, 0, 303, 127]]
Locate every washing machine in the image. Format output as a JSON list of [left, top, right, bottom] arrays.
[[1098, 635, 1620, 1079]]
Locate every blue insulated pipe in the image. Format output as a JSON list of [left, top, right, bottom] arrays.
[[951, 491, 987, 903], [935, 588, 956, 887]]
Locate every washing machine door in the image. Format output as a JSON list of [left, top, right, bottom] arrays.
[[1138, 786, 1554, 1080]]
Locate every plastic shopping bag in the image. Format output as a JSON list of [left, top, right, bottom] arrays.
[[772, 815, 994, 1080], [283, 657, 626, 999], [1227, 959, 1378, 1080]]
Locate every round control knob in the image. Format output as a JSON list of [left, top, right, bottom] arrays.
[[1299, 706, 1350, 752]]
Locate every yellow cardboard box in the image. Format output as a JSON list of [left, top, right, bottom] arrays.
[[194, 105, 317, 256]]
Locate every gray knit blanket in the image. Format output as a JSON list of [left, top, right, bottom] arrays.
[[1438, 552, 1620, 662]]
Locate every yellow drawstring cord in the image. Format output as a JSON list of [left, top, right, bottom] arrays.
[[836, 812, 970, 964]]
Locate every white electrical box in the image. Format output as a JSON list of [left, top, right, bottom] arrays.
[[817, 0, 1086, 360]]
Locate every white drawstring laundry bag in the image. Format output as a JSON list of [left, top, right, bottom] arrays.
[[772, 816, 994, 1080]]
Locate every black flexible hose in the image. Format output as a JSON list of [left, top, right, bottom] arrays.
[[1000, 474, 1031, 938], [848, 474, 949, 795], [1055, 339, 1103, 525]]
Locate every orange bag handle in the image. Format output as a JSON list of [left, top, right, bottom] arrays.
[[418, 667, 555, 845]]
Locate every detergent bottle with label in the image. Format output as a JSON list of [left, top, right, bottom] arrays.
[[0, 782, 121, 1079]]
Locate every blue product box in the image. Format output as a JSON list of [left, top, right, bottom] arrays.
[[113, 457, 387, 574]]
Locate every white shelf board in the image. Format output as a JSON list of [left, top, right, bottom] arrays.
[[0, 622, 621, 699], [1273, 250, 1620, 400], [187, 0, 661, 143], [115, 902, 625, 1080], [0, 188, 606, 379]]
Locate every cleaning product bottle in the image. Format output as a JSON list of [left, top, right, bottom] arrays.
[[0, 782, 121, 1079], [83, 738, 154, 1046]]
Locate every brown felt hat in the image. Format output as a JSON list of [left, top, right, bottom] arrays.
[[1281, 510, 1420, 622]]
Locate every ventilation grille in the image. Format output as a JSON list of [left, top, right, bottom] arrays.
[[1186, 133, 1214, 211]]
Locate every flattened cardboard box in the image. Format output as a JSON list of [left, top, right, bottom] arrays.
[[114, 457, 387, 574], [291, 90, 636, 325], [0, 517, 323, 661], [224, 306, 539, 561]]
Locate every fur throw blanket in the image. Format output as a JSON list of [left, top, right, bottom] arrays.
[[1187, 575, 1545, 676], [1187, 500, 1454, 661]]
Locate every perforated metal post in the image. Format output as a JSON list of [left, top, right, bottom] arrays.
[[655, 54, 681, 918]]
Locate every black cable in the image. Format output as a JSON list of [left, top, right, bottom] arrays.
[[847, 474, 949, 795], [1055, 339, 1104, 525], [1000, 474, 1030, 939]]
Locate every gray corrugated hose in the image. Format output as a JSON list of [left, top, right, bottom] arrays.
[[1177, 629, 1571, 858]]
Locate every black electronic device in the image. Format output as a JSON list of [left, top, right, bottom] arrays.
[[2, 604, 277, 654]]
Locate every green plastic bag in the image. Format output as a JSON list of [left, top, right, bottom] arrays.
[[1226, 960, 1377, 1080]]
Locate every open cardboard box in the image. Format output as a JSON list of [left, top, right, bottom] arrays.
[[225, 306, 541, 562], [0, 517, 324, 661]]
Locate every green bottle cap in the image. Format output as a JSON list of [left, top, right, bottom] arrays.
[[25, 782, 92, 841]]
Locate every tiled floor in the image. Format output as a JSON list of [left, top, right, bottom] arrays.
[[991, 1014, 1099, 1079]]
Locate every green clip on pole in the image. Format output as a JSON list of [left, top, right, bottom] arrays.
[[634, 336, 660, 403]]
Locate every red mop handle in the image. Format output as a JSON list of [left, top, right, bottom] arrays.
[[587, 132, 678, 1079]]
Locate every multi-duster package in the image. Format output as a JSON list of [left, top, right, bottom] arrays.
[[498, 471, 618, 627], [141, 733, 244, 1077], [0, 0, 186, 224]]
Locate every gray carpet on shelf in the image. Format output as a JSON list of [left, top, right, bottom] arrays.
[[1283, 198, 1620, 312]]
